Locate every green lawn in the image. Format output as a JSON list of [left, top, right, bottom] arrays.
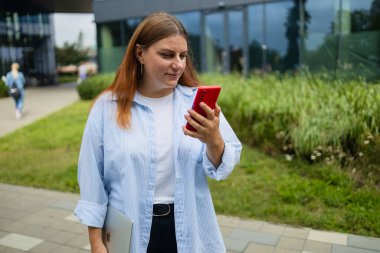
[[0, 101, 379, 237], [0, 101, 89, 192]]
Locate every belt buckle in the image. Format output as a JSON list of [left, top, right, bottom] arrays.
[[153, 204, 171, 217]]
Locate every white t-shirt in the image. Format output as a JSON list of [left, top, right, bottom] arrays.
[[135, 91, 175, 204]]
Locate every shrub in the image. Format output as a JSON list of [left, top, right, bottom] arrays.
[[76, 73, 115, 100], [58, 74, 77, 84], [201, 73, 380, 176], [0, 79, 8, 98]]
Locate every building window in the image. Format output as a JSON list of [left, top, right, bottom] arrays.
[[248, 4, 263, 72], [98, 21, 123, 48], [228, 9, 244, 73], [97, 21, 124, 72], [175, 12, 201, 71], [1, 11, 55, 81], [339, 0, 380, 80], [302, 0, 338, 72], [344, 0, 380, 33], [205, 12, 224, 73], [124, 18, 140, 45], [248, 0, 294, 73]]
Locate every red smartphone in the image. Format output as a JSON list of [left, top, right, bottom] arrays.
[[185, 86, 221, 132]]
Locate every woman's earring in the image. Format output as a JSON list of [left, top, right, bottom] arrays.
[[140, 63, 143, 75]]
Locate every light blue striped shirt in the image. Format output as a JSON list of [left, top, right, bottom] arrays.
[[74, 85, 242, 253]]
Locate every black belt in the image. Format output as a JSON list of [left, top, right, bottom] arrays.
[[153, 204, 174, 217]]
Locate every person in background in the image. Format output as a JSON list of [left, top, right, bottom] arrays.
[[78, 61, 87, 84], [6, 63, 25, 119], [74, 12, 242, 253]]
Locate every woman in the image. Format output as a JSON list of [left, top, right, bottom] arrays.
[[6, 63, 25, 119], [74, 12, 242, 253]]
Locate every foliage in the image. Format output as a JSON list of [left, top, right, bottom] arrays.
[[78, 72, 380, 180], [76, 73, 115, 100], [58, 74, 78, 84], [55, 32, 90, 66], [201, 73, 380, 181], [0, 101, 379, 237], [0, 79, 8, 98]]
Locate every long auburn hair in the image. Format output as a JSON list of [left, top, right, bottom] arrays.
[[99, 12, 199, 129]]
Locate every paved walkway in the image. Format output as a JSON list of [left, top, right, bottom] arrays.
[[0, 183, 379, 253], [0, 83, 379, 253]]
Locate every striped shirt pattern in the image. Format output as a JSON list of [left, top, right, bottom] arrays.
[[74, 85, 242, 253]]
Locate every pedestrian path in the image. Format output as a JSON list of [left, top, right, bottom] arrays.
[[0, 183, 379, 253], [0, 82, 79, 137]]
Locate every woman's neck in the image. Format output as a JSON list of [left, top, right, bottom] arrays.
[[137, 85, 174, 98]]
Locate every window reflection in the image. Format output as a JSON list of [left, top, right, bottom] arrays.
[[303, 0, 338, 72], [98, 21, 122, 47], [205, 13, 224, 73], [346, 0, 380, 32], [228, 10, 243, 73], [97, 21, 124, 72], [248, 4, 263, 72], [90, 1, 380, 79], [125, 18, 140, 45], [175, 12, 201, 70], [248, 0, 294, 73], [340, 0, 380, 80]]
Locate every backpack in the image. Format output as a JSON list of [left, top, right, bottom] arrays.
[[9, 81, 21, 100]]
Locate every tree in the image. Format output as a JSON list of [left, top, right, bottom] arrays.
[[283, 0, 310, 71], [55, 31, 89, 66], [351, 9, 371, 32], [370, 0, 380, 30]]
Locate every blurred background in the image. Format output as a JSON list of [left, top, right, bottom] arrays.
[[1, 0, 379, 85]]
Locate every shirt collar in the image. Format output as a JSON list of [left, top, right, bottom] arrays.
[[110, 84, 197, 105], [132, 84, 196, 106]]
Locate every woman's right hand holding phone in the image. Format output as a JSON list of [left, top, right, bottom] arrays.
[[183, 102, 224, 168]]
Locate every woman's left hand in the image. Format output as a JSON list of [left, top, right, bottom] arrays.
[[183, 102, 225, 167]]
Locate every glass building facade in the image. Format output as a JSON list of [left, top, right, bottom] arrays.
[[97, 18, 141, 72], [0, 11, 56, 84], [96, 0, 380, 79]]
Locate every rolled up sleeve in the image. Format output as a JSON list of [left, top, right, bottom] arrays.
[[75, 200, 107, 228], [202, 112, 242, 181], [74, 101, 108, 228]]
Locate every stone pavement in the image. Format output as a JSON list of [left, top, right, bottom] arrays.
[[0, 83, 380, 252], [0, 183, 379, 253], [0, 82, 79, 137]]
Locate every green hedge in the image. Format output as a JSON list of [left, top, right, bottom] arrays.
[[76, 73, 115, 100], [58, 74, 78, 84], [0, 79, 8, 98], [77, 72, 380, 174]]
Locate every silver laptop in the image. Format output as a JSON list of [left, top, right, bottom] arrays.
[[103, 206, 133, 253]]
